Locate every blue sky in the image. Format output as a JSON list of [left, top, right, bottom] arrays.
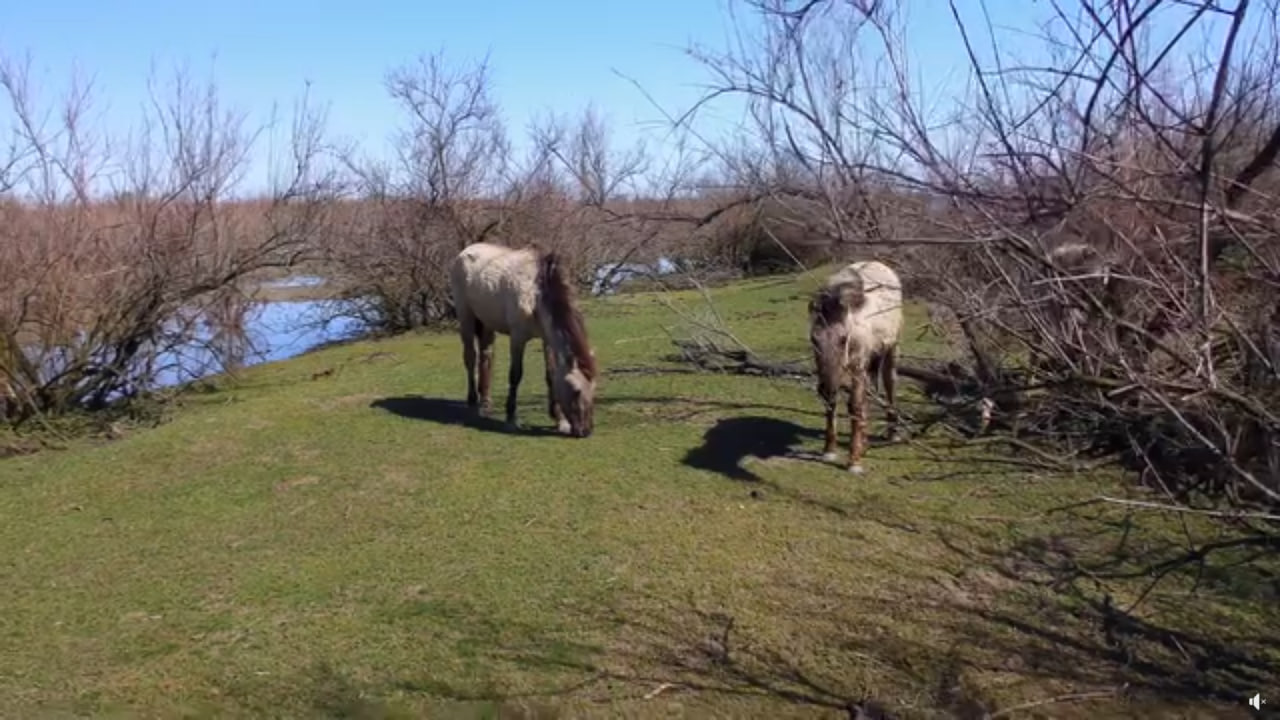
[[4, 0, 748, 191], [0, 0, 1259, 195]]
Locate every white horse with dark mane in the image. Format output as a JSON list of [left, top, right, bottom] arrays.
[[808, 260, 904, 473], [449, 242, 598, 438]]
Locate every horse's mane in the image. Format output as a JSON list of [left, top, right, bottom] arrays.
[[536, 250, 597, 381], [810, 281, 864, 329]]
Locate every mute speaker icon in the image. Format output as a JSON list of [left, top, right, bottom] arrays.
[[1249, 692, 1265, 710]]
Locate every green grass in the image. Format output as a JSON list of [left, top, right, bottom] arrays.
[[2, 267, 1277, 719]]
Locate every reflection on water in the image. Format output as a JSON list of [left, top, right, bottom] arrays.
[[22, 259, 688, 404], [151, 298, 368, 389], [591, 256, 680, 295], [24, 287, 369, 403], [259, 274, 327, 290]]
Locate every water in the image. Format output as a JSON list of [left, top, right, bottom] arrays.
[[23, 284, 369, 402], [260, 274, 327, 290], [18, 259, 683, 405], [140, 299, 367, 390], [591, 256, 681, 295], [235, 299, 366, 367]]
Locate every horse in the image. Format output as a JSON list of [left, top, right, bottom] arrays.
[[1041, 240, 1112, 349], [808, 260, 904, 473], [448, 241, 598, 437]]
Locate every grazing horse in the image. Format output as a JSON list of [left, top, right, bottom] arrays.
[[1043, 241, 1111, 346], [808, 260, 904, 473], [448, 242, 598, 437]]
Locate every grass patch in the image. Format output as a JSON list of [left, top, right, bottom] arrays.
[[2, 270, 1276, 718]]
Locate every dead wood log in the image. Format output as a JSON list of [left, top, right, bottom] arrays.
[[667, 337, 811, 378], [667, 336, 983, 401]]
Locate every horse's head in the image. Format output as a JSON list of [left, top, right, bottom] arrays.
[[808, 280, 862, 400], [536, 250, 598, 437], [553, 348, 596, 438]]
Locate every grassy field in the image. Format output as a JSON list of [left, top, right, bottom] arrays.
[[2, 267, 1276, 719]]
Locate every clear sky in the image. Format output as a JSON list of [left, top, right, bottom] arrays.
[[0, 0, 1263, 196]]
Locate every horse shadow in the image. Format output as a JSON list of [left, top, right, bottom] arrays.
[[370, 396, 561, 437], [682, 415, 829, 482], [682, 415, 906, 484]]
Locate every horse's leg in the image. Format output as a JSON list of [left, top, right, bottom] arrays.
[[460, 311, 479, 410], [847, 365, 868, 474], [505, 333, 528, 430], [476, 321, 496, 416], [881, 343, 903, 441], [820, 381, 839, 462], [544, 342, 570, 434]]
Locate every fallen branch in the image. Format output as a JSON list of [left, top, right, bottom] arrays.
[[604, 365, 700, 376], [1050, 496, 1280, 523], [668, 336, 811, 378], [896, 362, 987, 403], [988, 687, 1125, 718], [960, 436, 1119, 472], [667, 335, 983, 389], [642, 682, 681, 700]]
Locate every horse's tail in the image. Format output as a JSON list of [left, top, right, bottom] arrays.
[[868, 352, 883, 394]]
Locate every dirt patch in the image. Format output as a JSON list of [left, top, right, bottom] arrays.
[[627, 399, 728, 427], [242, 417, 274, 431], [731, 310, 780, 321], [333, 393, 379, 407], [380, 468, 420, 492], [0, 439, 42, 459], [307, 392, 379, 411], [274, 475, 321, 492], [960, 567, 1021, 596]]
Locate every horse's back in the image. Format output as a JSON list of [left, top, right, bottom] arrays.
[[850, 260, 901, 296], [450, 242, 540, 334], [832, 259, 904, 349]]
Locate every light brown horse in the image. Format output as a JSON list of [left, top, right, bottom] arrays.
[[448, 242, 598, 437], [808, 260, 904, 473]]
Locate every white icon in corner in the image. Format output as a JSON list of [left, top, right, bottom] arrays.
[[1248, 693, 1266, 710]]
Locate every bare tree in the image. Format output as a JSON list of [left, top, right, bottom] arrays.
[[325, 50, 510, 332], [0, 55, 337, 423], [523, 104, 668, 289], [534, 103, 650, 206], [669, 0, 1280, 569]]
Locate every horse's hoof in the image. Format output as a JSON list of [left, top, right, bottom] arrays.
[[557, 419, 572, 435], [822, 451, 840, 464], [848, 463, 865, 475], [504, 420, 521, 431]]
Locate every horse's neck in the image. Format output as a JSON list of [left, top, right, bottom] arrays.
[[536, 303, 570, 358]]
